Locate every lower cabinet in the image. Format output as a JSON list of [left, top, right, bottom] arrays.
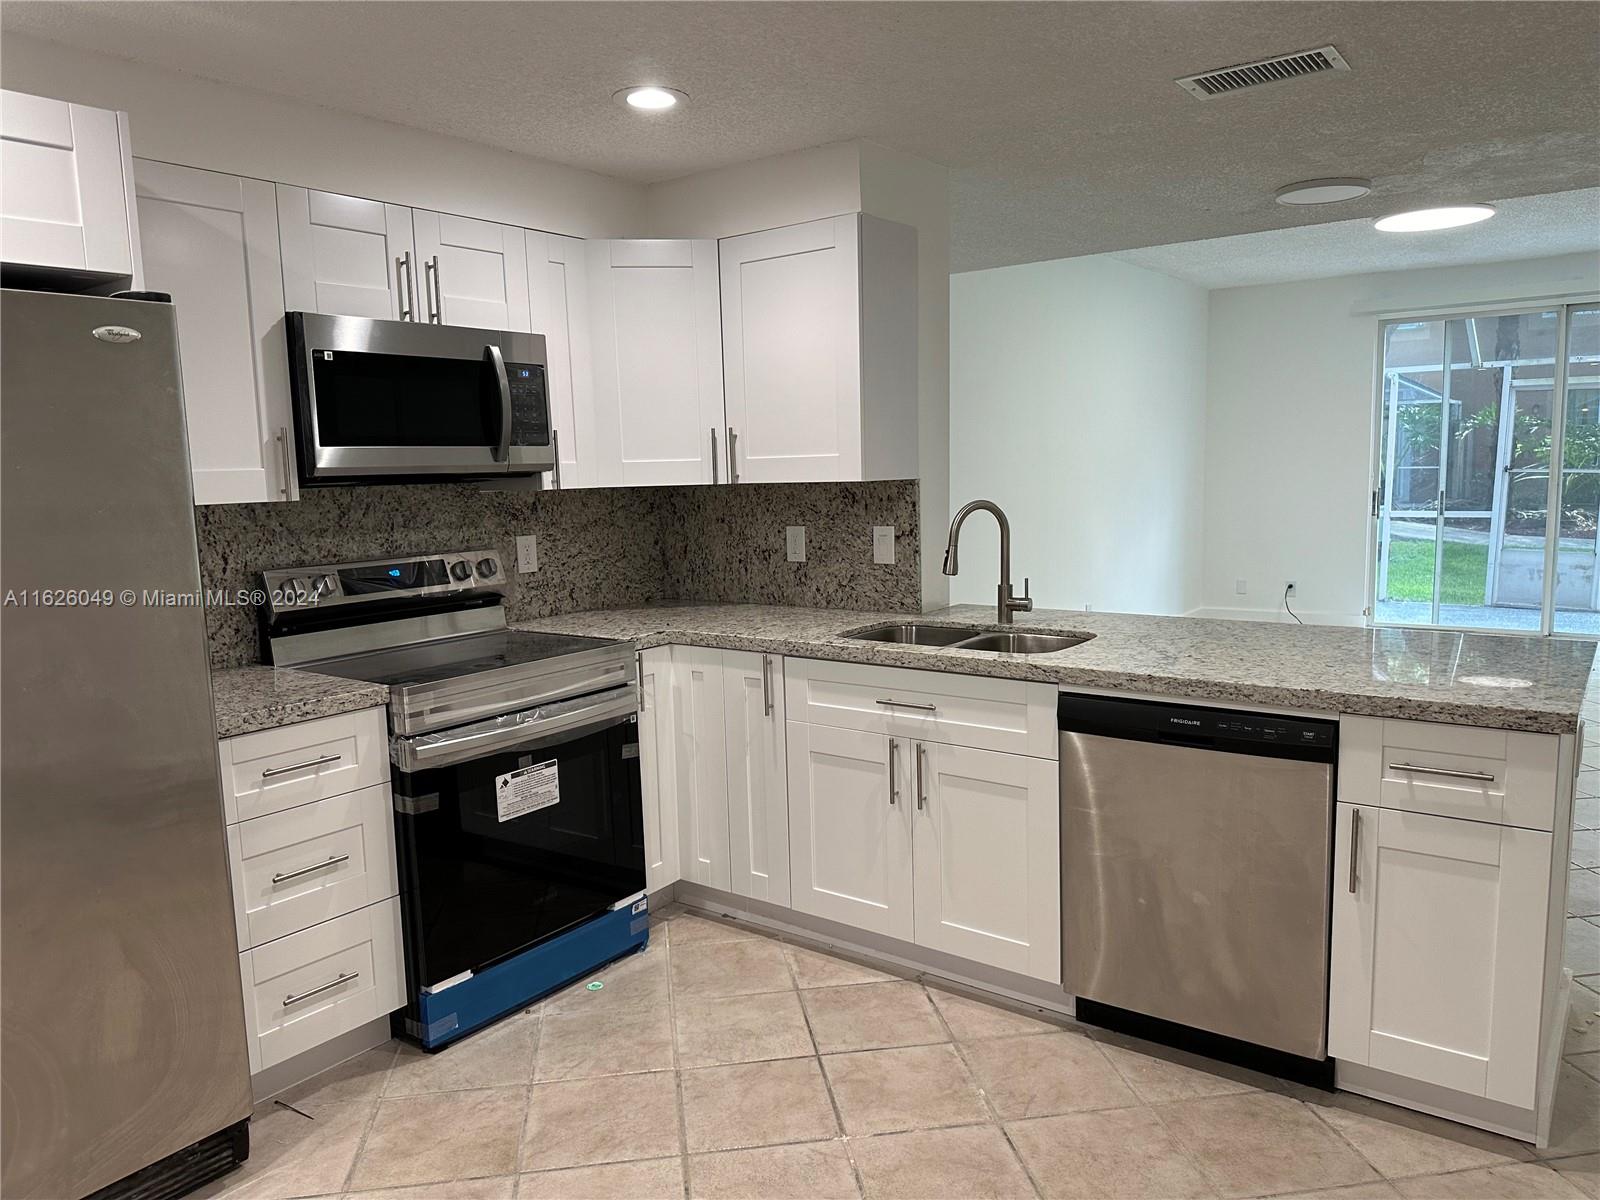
[[786, 722, 1059, 981], [1329, 802, 1553, 1108], [637, 648, 682, 893]]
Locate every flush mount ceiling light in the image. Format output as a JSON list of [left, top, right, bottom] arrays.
[[614, 86, 687, 112], [1374, 204, 1496, 232], [1274, 178, 1372, 206]]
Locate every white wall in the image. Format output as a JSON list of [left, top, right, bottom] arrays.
[[1, 35, 645, 237], [949, 256, 1209, 615], [1200, 252, 1600, 624]]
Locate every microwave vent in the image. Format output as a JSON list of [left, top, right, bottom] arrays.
[[1177, 45, 1350, 99]]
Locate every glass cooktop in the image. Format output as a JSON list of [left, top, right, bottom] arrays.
[[308, 629, 623, 689]]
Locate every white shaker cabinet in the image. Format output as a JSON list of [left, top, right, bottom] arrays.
[[719, 214, 917, 484], [412, 209, 530, 331], [1, 90, 139, 289], [528, 231, 592, 488], [912, 741, 1059, 981], [134, 160, 296, 504], [723, 651, 790, 906], [277, 185, 416, 320], [637, 648, 682, 893], [786, 722, 914, 941], [1329, 802, 1552, 1108], [675, 647, 733, 890], [585, 239, 724, 487]]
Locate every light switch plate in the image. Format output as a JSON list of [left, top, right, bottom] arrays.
[[516, 534, 538, 573], [786, 526, 806, 563], [873, 525, 896, 565]]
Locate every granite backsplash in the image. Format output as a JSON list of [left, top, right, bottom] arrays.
[[196, 479, 920, 668]]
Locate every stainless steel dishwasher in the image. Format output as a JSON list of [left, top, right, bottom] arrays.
[[1059, 693, 1338, 1084]]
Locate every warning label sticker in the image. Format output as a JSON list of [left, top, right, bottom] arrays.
[[494, 759, 559, 822]]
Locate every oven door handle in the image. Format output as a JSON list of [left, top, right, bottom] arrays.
[[391, 685, 637, 771], [485, 343, 512, 464]]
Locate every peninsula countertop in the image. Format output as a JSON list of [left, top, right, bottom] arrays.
[[211, 665, 389, 739], [512, 603, 1598, 734]]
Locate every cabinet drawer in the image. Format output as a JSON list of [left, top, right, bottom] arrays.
[[219, 707, 388, 823], [227, 783, 398, 950], [239, 898, 404, 1073], [1339, 716, 1557, 830], [784, 658, 1056, 759]]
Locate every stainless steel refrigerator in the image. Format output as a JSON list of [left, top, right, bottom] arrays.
[[2, 289, 252, 1199]]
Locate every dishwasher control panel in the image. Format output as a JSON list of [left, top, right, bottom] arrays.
[[1058, 693, 1337, 759]]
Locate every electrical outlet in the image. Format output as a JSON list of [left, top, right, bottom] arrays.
[[516, 534, 538, 574], [1235, 578, 1247, 596], [786, 526, 806, 563], [1284, 580, 1297, 596], [872, 525, 895, 565]]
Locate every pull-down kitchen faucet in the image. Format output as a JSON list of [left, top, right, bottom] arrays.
[[943, 499, 1032, 625]]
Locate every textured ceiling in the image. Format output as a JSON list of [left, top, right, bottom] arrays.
[[1114, 188, 1600, 290], [5, 1, 1598, 271]]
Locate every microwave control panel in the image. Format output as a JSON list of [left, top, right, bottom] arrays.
[[506, 362, 550, 447]]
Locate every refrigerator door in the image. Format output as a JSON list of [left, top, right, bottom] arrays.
[[1, 290, 252, 1198]]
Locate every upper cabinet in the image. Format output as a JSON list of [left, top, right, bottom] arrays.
[[527, 231, 591, 488], [586, 239, 724, 487], [412, 210, 530, 331], [720, 214, 917, 484], [277, 186, 415, 320], [0, 90, 139, 291], [135, 160, 296, 504]]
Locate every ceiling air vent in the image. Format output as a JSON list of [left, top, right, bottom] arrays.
[[1177, 45, 1351, 99]]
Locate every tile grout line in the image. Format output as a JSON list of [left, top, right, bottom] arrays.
[[783, 940, 867, 1199], [661, 913, 694, 1200]]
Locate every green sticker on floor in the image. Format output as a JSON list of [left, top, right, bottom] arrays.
[[586, 981, 604, 991]]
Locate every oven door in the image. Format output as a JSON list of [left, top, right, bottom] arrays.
[[390, 685, 645, 992], [289, 312, 552, 482]]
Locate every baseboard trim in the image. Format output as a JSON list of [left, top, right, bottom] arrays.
[[1335, 1060, 1537, 1143], [252, 1015, 392, 1105]]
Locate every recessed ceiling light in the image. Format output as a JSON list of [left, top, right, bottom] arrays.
[[614, 86, 687, 112], [1374, 204, 1496, 233], [1274, 178, 1372, 206]]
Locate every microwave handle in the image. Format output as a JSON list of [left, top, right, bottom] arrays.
[[484, 344, 511, 463]]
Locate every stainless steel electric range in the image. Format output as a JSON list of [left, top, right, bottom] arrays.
[[261, 549, 649, 1050]]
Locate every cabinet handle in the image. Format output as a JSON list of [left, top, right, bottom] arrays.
[[887, 737, 898, 806], [728, 427, 740, 484], [710, 427, 719, 485], [425, 256, 441, 323], [396, 252, 415, 320], [271, 854, 350, 885], [761, 655, 774, 716], [1386, 762, 1496, 783], [1348, 807, 1362, 894], [282, 971, 360, 1008], [275, 426, 293, 499], [916, 742, 927, 810], [636, 651, 645, 711], [876, 698, 938, 713], [551, 429, 563, 490], [261, 752, 342, 779]]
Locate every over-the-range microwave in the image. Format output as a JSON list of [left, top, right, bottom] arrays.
[[287, 312, 553, 484]]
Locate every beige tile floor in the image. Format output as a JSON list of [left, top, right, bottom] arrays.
[[198, 898, 1599, 1200]]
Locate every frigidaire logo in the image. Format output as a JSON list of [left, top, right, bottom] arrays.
[[91, 325, 143, 344], [1170, 717, 1202, 727]]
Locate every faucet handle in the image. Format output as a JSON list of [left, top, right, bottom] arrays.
[[1013, 577, 1034, 613]]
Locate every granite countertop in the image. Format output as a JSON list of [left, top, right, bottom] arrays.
[[211, 666, 389, 739], [513, 603, 1598, 734]]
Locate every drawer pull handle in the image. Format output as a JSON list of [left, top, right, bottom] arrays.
[[282, 971, 360, 1008], [1387, 762, 1496, 783], [271, 854, 350, 885], [876, 698, 938, 713], [262, 753, 343, 779]]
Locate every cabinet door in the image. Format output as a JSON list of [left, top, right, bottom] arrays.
[[277, 185, 415, 320], [724, 651, 790, 906], [1, 90, 134, 280], [720, 215, 861, 483], [786, 723, 913, 939], [412, 209, 530, 331], [912, 741, 1060, 982], [528, 231, 592, 488], [586, 239, 724, 487], [135, 160, 296, 504], [637, 648, 682, 893], [675, 647, 731, 890], [1329, 803, 1552, 1108]]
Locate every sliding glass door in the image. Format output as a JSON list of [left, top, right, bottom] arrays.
[[1373, 303, 1596, 634]]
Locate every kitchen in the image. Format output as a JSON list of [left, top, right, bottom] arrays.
[[2, 4, 1598, 1200]]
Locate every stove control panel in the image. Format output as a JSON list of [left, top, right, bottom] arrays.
[[261, 549, 507, 615]]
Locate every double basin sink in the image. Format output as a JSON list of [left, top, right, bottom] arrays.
[[844, 622, 1092, 655]]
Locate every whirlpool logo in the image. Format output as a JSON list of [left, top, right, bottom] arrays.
[[91, 325, 143, 344]]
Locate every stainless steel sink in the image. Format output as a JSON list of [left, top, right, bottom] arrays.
[[844, 622, 983, 646], [948, 631, 1092, 655]]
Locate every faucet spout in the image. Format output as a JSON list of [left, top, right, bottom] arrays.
[[943, 500, 1032, 625]]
